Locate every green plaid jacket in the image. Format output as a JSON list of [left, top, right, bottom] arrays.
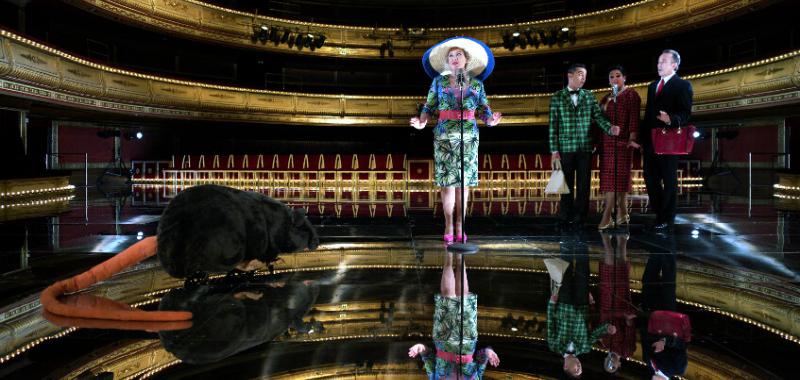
[[548, 88, 613, 153], [547, 300, 610, 355]]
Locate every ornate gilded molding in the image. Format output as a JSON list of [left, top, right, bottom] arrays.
[[62, 0, 773, 59], [1, 29, 799, 125]]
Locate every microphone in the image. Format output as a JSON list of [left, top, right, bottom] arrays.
[[456, 69, 467, 86], [611, 84, 619, 101]]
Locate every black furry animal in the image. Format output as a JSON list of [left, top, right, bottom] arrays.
[[158, 279, 319, 364], [157, 185, 318, 278]]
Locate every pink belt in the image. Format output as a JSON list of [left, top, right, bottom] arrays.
[[439, 110, 475, 121], [436, 349, 474, 363]]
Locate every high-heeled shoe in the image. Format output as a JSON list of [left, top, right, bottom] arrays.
[[616, 214, 630, 226], [443, 234, 454, 244], [455, 233, 468, 243], [598, 220, 614, 231]]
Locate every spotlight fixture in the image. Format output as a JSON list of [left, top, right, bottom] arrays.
[[287, 33, 295, 48], [502, 31, 513, 50], [693, 130, 701, 139], [314, 34, 326, 48], [524, 29, 537, 47], [295, 34, 304, 50], [517, 34, 527, 49], [561, 26, 570, 32], [387, 39, 394, 57], [512, 31, 520, 37], [281, 29, 291, 43], [136, 131, 143, 139]]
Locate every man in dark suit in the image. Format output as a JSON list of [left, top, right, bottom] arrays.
[[641, 235, 687, 380], [640, 49, 693, 231]]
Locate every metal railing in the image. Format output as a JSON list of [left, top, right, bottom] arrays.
[[45, 152, 89, 221], [748, 152, 790, 217]]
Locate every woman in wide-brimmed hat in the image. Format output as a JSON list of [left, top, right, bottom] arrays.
[[410, 36, 502, 245]]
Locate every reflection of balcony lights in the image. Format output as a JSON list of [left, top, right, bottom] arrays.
[[0, 195, 74, 209], [774, 184, 800, 191], [0, 185, 75, 198]]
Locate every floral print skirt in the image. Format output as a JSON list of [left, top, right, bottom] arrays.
[[433, 124, 479, 187], [432, 293, 478, 355]]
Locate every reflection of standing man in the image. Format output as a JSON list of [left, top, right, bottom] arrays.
[[641, 49, 693, 231], [547, 237, 615, 378], [549, 63, 620, 229], [641, 238, 687, 380]]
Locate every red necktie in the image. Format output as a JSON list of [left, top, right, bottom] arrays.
[[656, 79, 665, 96]]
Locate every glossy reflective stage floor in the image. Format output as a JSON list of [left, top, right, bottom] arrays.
[[1, 185, 799, 379]]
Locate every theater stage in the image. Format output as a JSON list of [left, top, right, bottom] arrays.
[[0, 183, 798, 379]]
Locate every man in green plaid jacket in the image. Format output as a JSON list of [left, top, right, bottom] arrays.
[[549, 63, 620, 228], [547, 245, 615, 378]]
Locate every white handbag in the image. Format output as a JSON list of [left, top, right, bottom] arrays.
[[545, 170, 570, 195], [544, 258, 571, 295]]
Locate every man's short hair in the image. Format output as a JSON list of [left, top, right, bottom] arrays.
[[662, 49, 681, 69], [567, 63, 587, 74]]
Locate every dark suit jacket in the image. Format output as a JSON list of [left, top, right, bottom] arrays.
[[643, 333, 688, 378], [641, 75, 693, 153]]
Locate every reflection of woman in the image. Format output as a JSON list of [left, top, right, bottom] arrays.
[[598, 232, 636, 374], [411, 37, 502, 244], [408, 251, 499, 379], [598, 66, 641, 230]]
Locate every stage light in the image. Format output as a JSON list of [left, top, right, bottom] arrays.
[[517, 35, 527, 49], [512, 31, 520, 37], [250, 25, 259, 43], [137, 231, 144, 240], [314, 34, 326, 48], [269, 28, 279, 44], [295, 34, 304, 50], [258, 25, 269, 43], [502, 31, 513, 50], [136, 131, 143, 139], [387, 40, 394, 57], [281, 29, 291, 44], [693, 130, 701, 139], [691, 229, 700, 238], [287, 33, 295, 48], [304, 33, 313, 48], [561, 26, 570, 32]]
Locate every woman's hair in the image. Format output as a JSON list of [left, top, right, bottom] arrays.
[[447, 46, 470, 63], [608, 65, 627, 77]]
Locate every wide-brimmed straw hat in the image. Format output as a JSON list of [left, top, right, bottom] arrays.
[[422, 36, 495, 81]]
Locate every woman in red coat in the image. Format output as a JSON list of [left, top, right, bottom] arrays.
[[599, 66, 641, 230]]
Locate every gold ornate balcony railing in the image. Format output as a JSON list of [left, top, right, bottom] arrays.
[[62, 0, 772, 59], [1, 28, 799, 126]]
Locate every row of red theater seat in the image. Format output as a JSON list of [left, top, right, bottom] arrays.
[[132, 153, 644, 179]]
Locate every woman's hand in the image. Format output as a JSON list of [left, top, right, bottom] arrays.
[[410, 117, 427, 130], [487, 349, 500, 367], [487, 112, 502, 127], [627, 140, 641, 149], [408, 344, 427, 357], [652, 338, 666, 353]]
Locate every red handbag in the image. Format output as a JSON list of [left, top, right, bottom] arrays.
[[651, 124, 696, 155], [647, 310, 692, 342]]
